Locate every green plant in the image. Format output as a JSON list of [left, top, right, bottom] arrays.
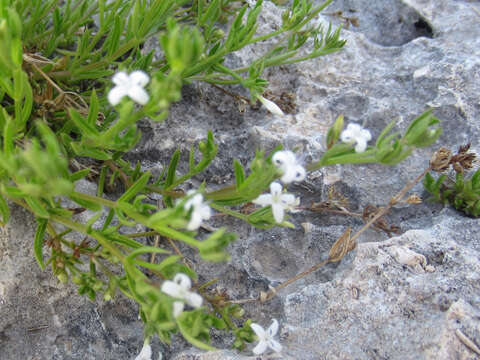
[[0, 0, 443, 356], [424, 144, 479, 217]]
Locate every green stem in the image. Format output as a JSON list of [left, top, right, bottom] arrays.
[[210, 203, 248, 221], [50, 214, 125, 262], [71, 191, 118, 208]]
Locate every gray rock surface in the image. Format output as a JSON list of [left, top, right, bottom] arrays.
[[1, 0, 480, 359]]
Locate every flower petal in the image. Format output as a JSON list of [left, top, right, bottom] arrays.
[[355, 139, 367, 153], [252, 340, 268, 355], [128, 86, 150, 105], [252, 194, 273, 206], [293, 166, 306, 182], [185, 292, 203, 308], [272, 151, 295, 168], [173, 301, 184, 318], [281, 165, 305, 184], [361, 128, 372, 141], [161, 280, 183, 298], [173, 273, 191, 290], [280, 193, 298, 207], [258, 96, 284, 116], [199, 204, 212, 220], [270, 182, 283, 196], [107, 85, 127, 106], [250, 323, 266, 338], [130, 70, 150, 86], [267, 319, 279, 336], [112, 72, 129, 86], [272, 202, 285, 223], [268, 338, 283, 353], [135, 343, 152, 360], [340, 129, 354, 143], [187, 211, 203, 230]]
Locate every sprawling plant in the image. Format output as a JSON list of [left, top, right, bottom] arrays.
[[0, 0, 442, 357]]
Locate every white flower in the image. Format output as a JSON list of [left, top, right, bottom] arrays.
[[252, 182, 299, 223], [272, 150, 306, 184], [183, 191, 212, 231], [340, 123, 372, 153], [134, 341, 152, 360], [108, 70, 150, 106], [250, 319, 282, 355], [258, 96, 285, 116], [161, 273, 203, 317]]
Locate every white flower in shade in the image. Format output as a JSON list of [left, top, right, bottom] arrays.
[[161, 273, 203, 318], [272, 150, 306, 184], [258, 96, 285, 116], [183, 191, 212, 231], [250, 319, 282, 355], [108, 70, 150, 106], [134, 341, 152, 360], [252, 182, 299, 223], [340, 123, 372, 153]]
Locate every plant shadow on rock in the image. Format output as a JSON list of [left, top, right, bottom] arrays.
[[327, 0, 434, 46]]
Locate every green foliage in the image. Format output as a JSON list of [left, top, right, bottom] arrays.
[[424, 169, 480, 217], [310, 110, 442, 169], [0, 0, 443, 353]]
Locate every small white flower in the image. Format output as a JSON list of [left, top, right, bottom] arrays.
[[134, 341, 152, 360], [108, 70, 150, 106], [183, 190, 212, 231], [258, 96, 285, 116], [252, 182, 299, 223], [272, 150, 306, 184], [161, 273, 203, 318], [340, 123, 372, 153], [250, 319, 283, 355]]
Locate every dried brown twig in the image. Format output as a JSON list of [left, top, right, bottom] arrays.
[[230, 165, 433, 304]]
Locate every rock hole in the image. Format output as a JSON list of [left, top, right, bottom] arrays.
[[414, 18, 434, 39], [325, 0, 435, 46]]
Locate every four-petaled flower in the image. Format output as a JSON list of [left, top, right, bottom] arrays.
[[258, 95, 285, 116], [340, 123, 372, 153], [161, 273, 203, 317], [252, 182, 299, 223], [183, 191, 212, 231], [272, 150, 306, 184], [108, 70, 150, 106], [134, 341, 152, 360], [250, 319, 283, 355]]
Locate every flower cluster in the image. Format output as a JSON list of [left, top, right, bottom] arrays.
[[251, 150, 304, 223]]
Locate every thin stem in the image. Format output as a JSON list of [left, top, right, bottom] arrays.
[[210, 203, 249, 222]]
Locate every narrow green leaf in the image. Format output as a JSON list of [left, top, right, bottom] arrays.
[[70, 168, 91, 182], [0, 193, 10, 225], [69, 108, 100, 137], [471, 169, 480, 190], [233, 160, 245, 188], [70, 194, 102, 211], [34, 219, 48, 270], [25, 197, 50, 218], [119, 172, 151, 203], [165, 149, 180, 189], [87, 89, 99, 126]]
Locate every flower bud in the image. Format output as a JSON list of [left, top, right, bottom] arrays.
[[57, 270, 68, 283]]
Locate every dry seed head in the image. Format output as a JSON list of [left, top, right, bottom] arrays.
[[430, 147, 452, 172], [407, 194, 422, 204]]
